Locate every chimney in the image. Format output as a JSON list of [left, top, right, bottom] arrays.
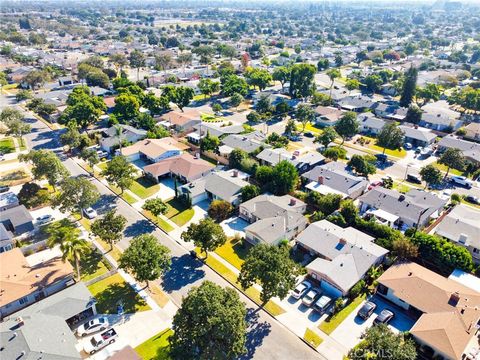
[[318, 176, 324, 184], [449, 292, 460, 306], [339, 238, 346, 245], [290, 198, 296, 206], [233, 170, 238, 177], [15, 317, 24, 327]]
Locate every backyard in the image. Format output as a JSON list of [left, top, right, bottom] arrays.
[[135, 328, 173, 360], [87, 273, 151, 314]]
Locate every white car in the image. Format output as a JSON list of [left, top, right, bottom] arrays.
[[291, 280, 312, 299], [36, 214, 53, 225], [420, 146, 432, 157], [450, 175, 473, 189], [302, 288, 321, 307], [76, 317, 109, 337], [83, 207, 98, 219]]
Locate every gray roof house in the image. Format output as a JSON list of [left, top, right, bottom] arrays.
[[357, 113, 386, 135], [398, 125, 437, 147], [256, 148, 325, 173], [337, 95, 375, 112], [0, 283, 96, 360], [437, 135, 480, 164], [0, 192, 20, 211], [419, 113, 463, 132], [221, 131, 268, 155], [100, 124, 147, 152], [0, 223, 13, 253], [300, 220, 388, 296], [240, 194, 307, 246], [358, 187, 447, 230], [256, 148, 292, 166], [434, 204, 480, 264], [180, 169, 250, 206], [0, 205, 34, 236], [303, 162, 369, 199]]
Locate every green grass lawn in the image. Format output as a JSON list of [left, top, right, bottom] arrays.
[[0, 169, 31, 186], [135, 328, 173, 360], [143, 210, 175, 233], [165, 198, 194, 227], [432, 161, 465, 177], [109, 185, 138, 204], [214, 237, 251, 270], [0, 137, 15, 153], [303, 122, 323, 135], [200, 113, 223, 123], [193, 94, 210, 101], [196, 249, 286, 316], [96, 237, 123, 262], [18, 137, 27, 151], [77, 247, 110, 282], [129, 177, 160, 199], [304, 328, 323, 348], [368, 143, 407, 158], [97, 161, 109, 172], [318, 294, 366, 335], [87, 273, 151, 314]]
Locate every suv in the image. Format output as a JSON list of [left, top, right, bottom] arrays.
[[357, 301, 377, 320], [291, 280, 312, 300], [406, 174, 422, 184], [312, 295, 333, 313], [450, 176, 473, 189]]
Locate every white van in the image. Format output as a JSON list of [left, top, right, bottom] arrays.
[[450, 175, 472, 189]]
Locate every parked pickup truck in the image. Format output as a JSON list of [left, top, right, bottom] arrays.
[[84, 328, 117, 355]]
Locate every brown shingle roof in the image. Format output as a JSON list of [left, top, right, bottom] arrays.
[[121, 137, 189, 158], [378, 262, 480, 359], [144, 153, 214, 180]]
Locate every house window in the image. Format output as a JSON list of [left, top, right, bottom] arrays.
[[377, 284, 388, 295], [18, 297, 29, 305]]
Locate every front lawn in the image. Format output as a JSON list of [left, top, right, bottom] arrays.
[[143, 210, 175, 233], [95, 237, 123, 262], [165, 198, 194, 227], [200, 113, 223, 123], [304, 328, 323, 348], [318, 294, 366, 335], [196, 249, 286, 316], [77, 247, 110, 282], [110, 185, 138, 204], [129, 177, 160, 199], [432, 161, 465, 177], [135, 328, 173, 360], [0, 137, 17, 153], [87, 273, 150, 314], [0, 169, 31, 186], [214, 237, 251, 270], [303, 122, 323, 135]]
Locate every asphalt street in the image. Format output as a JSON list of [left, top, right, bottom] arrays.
[[16, 97, 323, 360]]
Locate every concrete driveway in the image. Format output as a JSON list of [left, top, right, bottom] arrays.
[[329, 295, 416, 351], [220, 216, 249, 238], [158, 178, 176, 200]]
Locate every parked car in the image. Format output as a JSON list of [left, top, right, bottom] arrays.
[[83, 328, 117, 354], [312, 295, 333, 313], [465, 195, 480, 205], [83, 207, 98, 219], [375, 154, 388, 163], [291, 280, 312, 300], [373, 309, 394, 325], [450, 175, 473, 189], [404, 143, 412, 150], [406, 174, 422, 184], [36, 214, 54, 225], [76, 317, 109, 337], [304, 132, 314, 138], [420, 146, 432, 157], [357, 301, 377, 320], [415, 146, 423, 154], [368, 180, 383, 191], [302, 288, 321, 307], [0, 185, 10, 193]]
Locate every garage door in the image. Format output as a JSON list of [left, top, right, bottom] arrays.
[[320, 280, 343, 299]]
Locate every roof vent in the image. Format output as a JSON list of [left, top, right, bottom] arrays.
[[318, 176, 324, 184], [399, 195, 406, 201], [339, 238, 347, 245], [290, 198, 296, 206], [448, 292, 460, 306], [459, 234, 468, 244], [408, 272, 413, 276]]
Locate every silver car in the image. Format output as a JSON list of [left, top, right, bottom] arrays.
[[76, 317, 109, 337], [302, 288, 321, 307]]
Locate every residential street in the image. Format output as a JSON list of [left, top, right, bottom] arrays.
[[20, 101, 324, 359]]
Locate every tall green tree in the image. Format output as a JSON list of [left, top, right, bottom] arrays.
[[114, 93, 140, 120], [376, 123, 405, 154], [142, 198, 168, 217], [170, 281, 247, 360], [172, 86, 194, 112], [54, 177, 100, 218], [1, 107, 31, 142], [239, 244, 301, 305], [19, 150, 69, 189], [221, 75, 249, 96], [296, 104, 315, 132], [119, 234, 171, 289], [315, 126, 337, 148], [91, 210, 127, 251], [245, 68, 272, 91], [419, 164, 443, 189], [348, 154, 377, 178], [102, 155, 136, 194], [438, 148, 465, 178], [335, 112, 358, 145], [271, 160, 299, 195], [326, 68, 341, 97], [198, 79, 220, 99], [289, 63, 316, 98], [272, 66, 290, 92], [405, 104, 422, 124], [399, 66, 418, 108], [129, 49, 146, 81], [181, 217, 227, 258]]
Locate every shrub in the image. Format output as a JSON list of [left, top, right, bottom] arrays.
[[349, 279, 366, 299], [17, 182, 50, 209], [208, 200, 234, 222]]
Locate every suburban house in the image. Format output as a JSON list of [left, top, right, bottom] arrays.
[[420, 101, 463, 131], [298, 220, 388, 297], [463, 123, 480, 141], [0, 248, 75, 318], [100, 124, 147, 152], [358, 187, 447, 230], [256, 148, 325, 173], [0, 192, 20, 211], [240, 194, 307, 246], [220, 131, 268, 155], [398, 125, 437, 147], [302, 162, 369, 199], [120, 137, 189, 163], [357, 113, 386, 135], [256, 148, 292, 166], [0, 205, 34, 236], [434, 204, 480, 264], [0, 223, 13, 253], [160, 109, 201, 132], [437, 135, 480, 164], [372, 103, 400, 119], [192, 122, 244, 139], [337, 95, 375, 112], [377, 262, 480, 360], [143, 153, 214, 184], [0, 282, 97, 359], [179, 169, 250, 206], [313, 106, 344, 127]]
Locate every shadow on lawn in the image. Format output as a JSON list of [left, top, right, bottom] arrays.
[[93, 283, 147, 314], [78, 248, 106, 280]]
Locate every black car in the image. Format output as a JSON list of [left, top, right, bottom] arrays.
[[304, 132, 314, 138], [357, 301, 377, 320], [375, 154, 388, 163], [466, 195, 480, 205], [0, 185, 9, 193], [406, 174, 422, 184], [373, 309, 394, 325]]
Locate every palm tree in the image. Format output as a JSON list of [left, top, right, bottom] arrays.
[[114, 125, 123, 152], [60, 237, 91, 280], [326, 69, 341, 98]]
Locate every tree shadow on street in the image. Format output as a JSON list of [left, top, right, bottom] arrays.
[[239, 308, 272, 359], [161, 254, 205, 292], [124, 219, 156, 238]]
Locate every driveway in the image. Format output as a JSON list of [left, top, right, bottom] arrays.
[[329, 295, 416, 351], [220, 216, 249, 238], [158, 178, 176, 201]]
